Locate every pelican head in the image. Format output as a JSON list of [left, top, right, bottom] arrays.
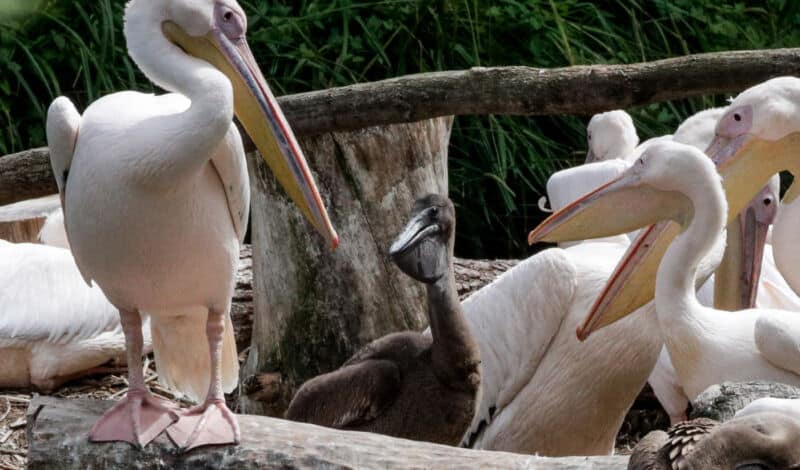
[[389, 194, 455, 284], [125, 0, 338, 248], [585, 110, 639, 163]]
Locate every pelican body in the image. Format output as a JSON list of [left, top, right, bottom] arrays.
[[46, 0, 336, 450]]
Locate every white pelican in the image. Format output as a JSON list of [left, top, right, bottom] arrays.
[[452, 158, 727, 456], [538, 78, 800, 339], [530, 140, 800, 401], [584, 110, 639, 163], [45, 0, 337, 449], [0, 213, 151, 391]]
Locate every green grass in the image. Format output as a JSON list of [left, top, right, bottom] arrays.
[[2, 0, 799, 258]]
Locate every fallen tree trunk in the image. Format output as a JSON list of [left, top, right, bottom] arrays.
[[26, 396, 629, 469], [4, 49, 800, 206]]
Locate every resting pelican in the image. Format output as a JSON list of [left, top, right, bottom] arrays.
[[287, 195, 481, 445], [46, 0, 336, 449], [451, 156, 727, 455], [0, 212, 151, 391], [584, 110, 639, 163], [530, 140, 800, 401]]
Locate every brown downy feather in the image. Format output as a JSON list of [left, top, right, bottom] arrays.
[[149, 307, 238, 403]]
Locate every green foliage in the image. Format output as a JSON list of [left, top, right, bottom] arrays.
[[1, 0, 799, 257]]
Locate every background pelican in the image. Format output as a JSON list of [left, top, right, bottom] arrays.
[[46, 0, 336, 449], [0, 212, 151, 391], [451, 156, 726, 455], [531, 141, 800, 402], [584, 110, 639, 163]]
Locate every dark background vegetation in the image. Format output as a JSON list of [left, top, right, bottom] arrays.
[[1, 0, 799, 258]]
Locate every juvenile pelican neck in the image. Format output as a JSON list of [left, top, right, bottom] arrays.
[[427, 248, 480, 390], [655, 171, 727, 321]]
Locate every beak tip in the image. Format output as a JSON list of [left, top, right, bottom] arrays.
[[576, 324, 589, 342], [528, 230, 540, 245], [329, 231, 340, 250]]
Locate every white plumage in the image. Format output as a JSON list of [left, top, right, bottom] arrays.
[[0, 211, 151, 391], [452, 156, 724, 455], [45, 0, 336, 449]]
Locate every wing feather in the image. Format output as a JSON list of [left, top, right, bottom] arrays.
[[0, 241, 119, 346], [459, 248, 578, 445], [209, 124, 250, 243], [286, 359, 401, 428], [755, 313, 800, 375]]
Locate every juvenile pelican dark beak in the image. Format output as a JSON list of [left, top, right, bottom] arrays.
[[163, 15, 338, 249]]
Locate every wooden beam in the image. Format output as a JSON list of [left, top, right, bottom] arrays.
[[281, 48, 800, 135], [3, 49, 800, 206], [26, 396, 629, 469]]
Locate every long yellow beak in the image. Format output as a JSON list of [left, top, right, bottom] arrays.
[[713, 184, 774, 311], [530, 132, 800, 338], [163, 22, 338, 249]]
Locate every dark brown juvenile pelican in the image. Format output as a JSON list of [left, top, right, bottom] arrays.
[[286, 194, 481, 445], [629, 412, 800, 470]]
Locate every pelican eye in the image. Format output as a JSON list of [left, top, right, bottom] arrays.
[[734, 113, 742, 122], [763, 197, 772, 206]]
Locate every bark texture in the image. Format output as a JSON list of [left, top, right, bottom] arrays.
[[0, 148, 55, 206], [5, 49, 800, 205], [0, 194, 60, 243], [26, 396, 629, 469], [240, 117, 452, 416]]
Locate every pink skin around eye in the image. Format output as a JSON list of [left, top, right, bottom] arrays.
[[215, 3, 245, 40], [718, 105, 753, 138], [755, 186, 778, 224]]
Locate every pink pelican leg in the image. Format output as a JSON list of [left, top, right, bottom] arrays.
[[89, 310, 179, 447], [167, 309, 240, 451]]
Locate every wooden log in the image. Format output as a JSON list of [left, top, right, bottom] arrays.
[[5, 49, 800, 206], [0, 195, 60, 243], [281, 49, 800, 136], [0, 148, 55, 207], [240, 117, 453, 416], [26, 396, 629, 469]]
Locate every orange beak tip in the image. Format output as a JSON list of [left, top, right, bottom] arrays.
[[330, 234, 340, 250], [576, 324, 590, 342]]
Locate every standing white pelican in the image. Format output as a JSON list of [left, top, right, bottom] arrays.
[[530, 140, 800, 400], [46, 0, 337, 450]]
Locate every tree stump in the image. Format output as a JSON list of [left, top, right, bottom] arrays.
[[0, 194, 60, 243], [241, 117, 452, 416], [26, 396, 629, 469]]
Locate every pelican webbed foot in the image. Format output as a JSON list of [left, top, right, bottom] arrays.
[[166, 398, 240, 451], [88, 388, 179, 448]]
